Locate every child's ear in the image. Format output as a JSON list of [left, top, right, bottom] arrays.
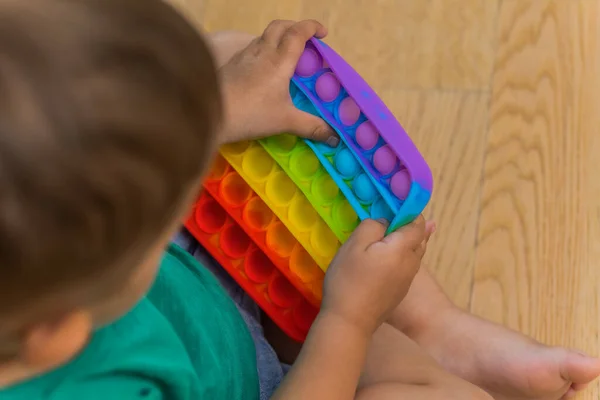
[[21, 310, 92, 370]]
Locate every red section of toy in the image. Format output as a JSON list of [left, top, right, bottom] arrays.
[[201, 155, 324, 307]]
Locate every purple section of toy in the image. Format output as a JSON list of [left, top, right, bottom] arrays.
[[309, 39, 433, 193]]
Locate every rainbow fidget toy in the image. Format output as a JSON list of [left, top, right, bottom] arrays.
[[185, 39, 433, 342]]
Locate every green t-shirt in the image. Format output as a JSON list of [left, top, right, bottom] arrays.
[[0, 244, 260, 399]]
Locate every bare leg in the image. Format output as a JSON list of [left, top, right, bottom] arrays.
[[265, 316, 491, 400], [388, 267, 600, 400], [356, 323, 491, 400]]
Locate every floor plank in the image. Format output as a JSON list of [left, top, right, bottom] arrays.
[[200, 0, 498, 91], [168, 0, 205, 28], [474, 1, 600, 397]]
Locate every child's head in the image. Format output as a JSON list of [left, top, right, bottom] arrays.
[[0, 0, 220, 376]]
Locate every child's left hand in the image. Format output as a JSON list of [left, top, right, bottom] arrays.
[[218, 20, 338, 146]]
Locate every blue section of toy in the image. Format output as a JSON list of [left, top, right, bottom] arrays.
[[290, 78, 432, 234], [290, 83, 398, 226]]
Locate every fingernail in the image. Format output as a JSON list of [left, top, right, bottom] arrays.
[[376, 218, 389, 227], [326, 135, 339, 147]]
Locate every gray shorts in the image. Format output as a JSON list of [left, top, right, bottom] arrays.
[[172, 229, 287, 400]]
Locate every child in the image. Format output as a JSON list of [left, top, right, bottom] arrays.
[[0, 1, 597, 399]]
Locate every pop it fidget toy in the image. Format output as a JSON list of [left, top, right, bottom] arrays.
[[220, 140, 340, 272], [292, 39, 433, 232], [259, 134, 359, 243], [201, 154, 324, 307], [185, 191, 319, 342]]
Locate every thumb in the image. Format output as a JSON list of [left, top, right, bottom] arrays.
[[349, 218, 388, 249], [383, 215, 426, 249], [285, 108, 340, 146]]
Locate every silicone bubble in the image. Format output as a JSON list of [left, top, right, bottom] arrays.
[[355, 121, 379, 151], [315, 72, 341, 102], [334, 148, 360, 178], [312, 174, 339, 204], [265, 171, 297, 206], [390, 169, 411, 200], [295, 48, 322, 77], [206, 154, 229, 182], [195, 197, 227, 234], [242, 147, 275, 182], [333, 199, 359, 231], [267, 134, 298, 154], [220, 224, 251, 259], [289, 197, 318, 232], [311, 222, 339, 259], [373, 145, 397, 175], [353, 173, 377, 204], [242, 196, 274, 232], [370, 197, 395, 221], [268, 276, 302, 308], [266, 222, 297, 258], [313, 141, 337, 156], [293, 302, 319, 332], [290, 148, 320, 179], [223, 141, 251, 156], [290, 247, 323, 283], [338, 97, 360, 126], [220, 172, 252, 208], [244, 249, 275, 283]]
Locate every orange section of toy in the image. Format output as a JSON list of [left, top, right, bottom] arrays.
[[203, 154, 324, 306], [185, 191, 319, 342]]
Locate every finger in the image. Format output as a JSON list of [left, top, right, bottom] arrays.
[[261, 20, 296, 46], [415, 224, 434, 258], [283, 107, 339, 144], [383, 215, 426, 249], [415, 239, 428, 259], [278, 20, 328, 62], [349, 219, 388, 250], [570, 382, 589, 392], [425, 220, 436, 236], [415, 243, 425, 259], [561, 388, 577, 399], [423, 221, 435, 244]]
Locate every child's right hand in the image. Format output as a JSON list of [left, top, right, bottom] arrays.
[[217, 20, 337, 145], [321, 216, 433, 336]]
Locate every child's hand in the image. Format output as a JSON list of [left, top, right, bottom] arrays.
[[321, 217, 434, 336], [218, 20, 338, 146]]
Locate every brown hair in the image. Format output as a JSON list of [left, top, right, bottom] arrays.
[[0, 0, 221, 343]]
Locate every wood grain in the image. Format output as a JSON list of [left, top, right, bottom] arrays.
[[380, 90, 490, 308], [200, 0, 498, 91], [474, 1, 600, 397], [167, 0, 204, 28]]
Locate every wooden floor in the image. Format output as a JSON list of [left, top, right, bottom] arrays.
[[172, 0, 600, 397]]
